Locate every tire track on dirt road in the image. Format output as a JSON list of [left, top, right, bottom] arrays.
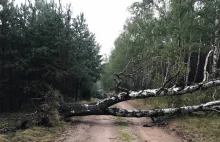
[[116, 101, 182, 142], [55, 115, 118, 142], [56, 101, 182, 142]]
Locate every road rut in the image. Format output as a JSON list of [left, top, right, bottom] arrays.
[[56, 101, 182, 142]]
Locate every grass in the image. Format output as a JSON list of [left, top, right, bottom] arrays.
[[0, 113, 25, 129], [0, 123, 66, 142], [113, 116, 136, 141], [0, 97, 102, 142], [119, 130, 136, 142], [113, 116, 129, 127], [133, 97, 168, 109], [169, 115, 220, 142], [129, 90, 220, 142], [0, 112, 66, 142], [0, 125, 63, 142]]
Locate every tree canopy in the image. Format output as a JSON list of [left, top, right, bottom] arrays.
[[102, 0, 220, 92], [0, 0, 102, 112]]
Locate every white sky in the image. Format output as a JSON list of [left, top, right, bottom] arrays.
[[14, 0, 141, 56], [69, 0, 141, 56]]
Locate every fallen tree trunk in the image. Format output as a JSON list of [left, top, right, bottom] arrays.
[[58, 79, 220, 117], [2, 80, 220, 134], [106, 101, 220, 117], [58, 100, 220, 117]]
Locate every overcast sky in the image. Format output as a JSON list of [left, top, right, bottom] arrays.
[[15, 0, 141, 56], [69, 0, 141, 56]]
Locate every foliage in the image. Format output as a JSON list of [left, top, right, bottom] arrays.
[[0, 0, 102, 112], [101, 0, 220, 97]]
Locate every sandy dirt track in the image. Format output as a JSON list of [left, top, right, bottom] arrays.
[[56, 101, 182, 142]]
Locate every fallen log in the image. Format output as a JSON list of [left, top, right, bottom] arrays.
[[58, 100, 220, 117], [106, 101, 220, 117], [2, 80, 220, 134], [58, 79, 220, 117]]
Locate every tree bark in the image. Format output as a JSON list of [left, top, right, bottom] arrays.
[[58, 79, 220, 117], [194, 46, 201, 83], [3, 80, 220, 134], [212, 3, 220, 78], [106, 101, 220, 117], [203, 50, 213, 82], [58, 99, 220, 118], [185, 34, 192, 86]]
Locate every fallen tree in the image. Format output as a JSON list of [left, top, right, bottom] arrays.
[[59, 99, 220, 118], [58, 79, 220, 117], [1, 79, 220, 134], [106, 101, 220, 117]]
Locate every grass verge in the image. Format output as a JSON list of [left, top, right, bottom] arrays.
[[169, 115, 220, 142], [0, 123, 66, 142], [0, 113, 66, 142], [129, 92, 220, 142]]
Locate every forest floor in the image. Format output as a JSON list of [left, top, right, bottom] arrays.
[[1, 98, 219, 141], [132, 97, 220, 142], [0, 123, 66, 142], [55, 101, 182, 142]]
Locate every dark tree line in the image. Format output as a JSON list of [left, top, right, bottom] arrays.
[[0, 0, 102, 112]]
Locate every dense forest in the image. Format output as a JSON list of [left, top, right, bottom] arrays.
[[102, 0, 220, 92], [0, 0, 102, 112]]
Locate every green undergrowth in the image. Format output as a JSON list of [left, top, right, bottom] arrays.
[[0, 113, 24, 129], [119, 130, 136, 142], [113, 116, 136, 141], [133, 87, 220, 109], [0, 98, 100, 142], [0, 123, 66, 142], [130, 88, 220, 142], [0, 113, 66, 142], [169, 115, 220, 142], [114, 116, 129, 127]]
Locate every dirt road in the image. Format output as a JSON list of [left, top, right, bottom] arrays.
[[56, 101, 182, 142]]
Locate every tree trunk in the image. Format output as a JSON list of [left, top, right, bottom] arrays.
[[3, 80, 220, 134], [212, 2, 220, 78], [194, 45, 201, 83], [185, 51, 191, 86], [203, 50, 213, 82], [75, 88, 78, 101], [58, 79, 220, 117]]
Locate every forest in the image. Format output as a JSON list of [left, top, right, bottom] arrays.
[[102, 0, 219, 92], [0, 0, 102, 112], [101, 0, 220, 113], [1, 0, 220, 141]]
